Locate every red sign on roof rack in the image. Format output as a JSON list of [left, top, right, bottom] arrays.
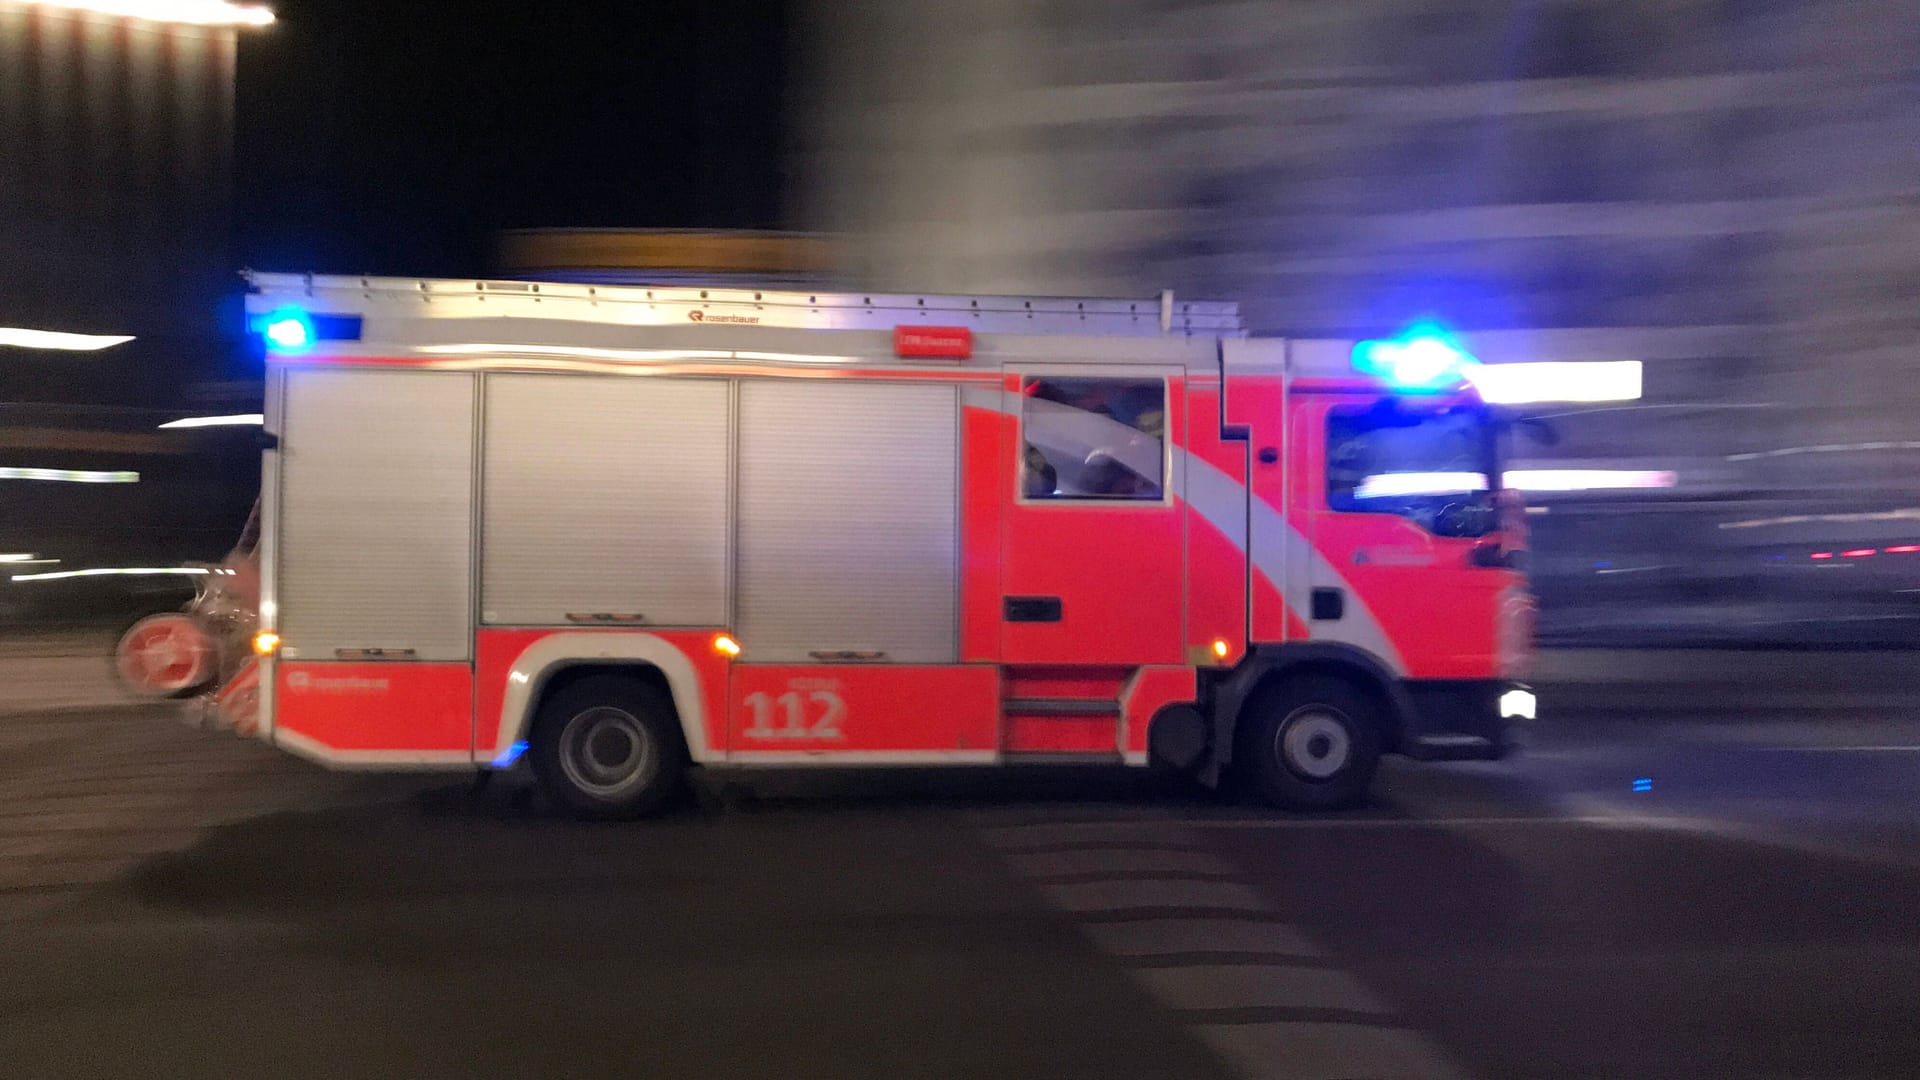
[[894, 326, 972, 359]]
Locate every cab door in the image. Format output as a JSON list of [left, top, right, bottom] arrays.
[[1000, 371, 1185, 665], [1307, 393, 1508, 678]]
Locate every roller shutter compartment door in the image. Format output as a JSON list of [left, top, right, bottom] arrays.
[[277, 369, 476, 661], [735, 381, 959, 663], [481, 374, 730, 627]]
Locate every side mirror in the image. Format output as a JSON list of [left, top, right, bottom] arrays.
[[1517, 417, 1560, 446], [1435, 501, 1498, 538], [1495, 411, 1559, 447]]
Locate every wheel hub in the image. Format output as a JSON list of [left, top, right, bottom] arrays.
[[1277, 708, 1353, 780], [559, 706, 653, 797]]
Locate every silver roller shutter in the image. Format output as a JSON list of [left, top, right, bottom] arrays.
[[278, 369, 475, 661], [736, 380, 958, 663], [480, 374, 730, 626]]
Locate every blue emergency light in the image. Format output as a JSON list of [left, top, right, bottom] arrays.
[[247, 306, 362, 352], [261, 307, 314, 350], [1352, 324, 1479, 391]]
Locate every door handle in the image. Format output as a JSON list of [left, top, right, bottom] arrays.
[[565, 612, 646, 624], [1004, 596, 1063, 623], [1311, 588, 1344, 621]]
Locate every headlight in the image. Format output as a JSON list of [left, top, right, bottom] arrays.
[[1499, 687, 1536, 720]]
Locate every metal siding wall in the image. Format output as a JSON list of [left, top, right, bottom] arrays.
[[735, 381, 959, 663], [278, 370, 476, 661], [480, 374, 731, 626]]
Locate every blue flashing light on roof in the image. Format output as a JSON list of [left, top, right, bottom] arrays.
[[261, 307, 315, 351], [1352, 323, 1480, 391]]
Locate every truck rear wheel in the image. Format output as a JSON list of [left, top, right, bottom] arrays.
[[1237, 674, 1382, 811], [529, 672, 686, 820]]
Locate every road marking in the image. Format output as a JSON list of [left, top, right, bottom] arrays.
[[1739, 745, 1920, 753], [1188, 814, 1692, 830], [990, 814, 1701, 834], [1083, 918, 1326, 959], [1009, 848, 1237, 877], [1561, 794, 1920, 873], [1136, 965, 1388, 1013], [984, 820, 1474, 1080], [1044, 878, 1268, 913], [1195, 1021, 1471, 1080]]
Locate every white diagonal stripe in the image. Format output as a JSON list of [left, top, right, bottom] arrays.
[[1184, 452, 1405, 672]]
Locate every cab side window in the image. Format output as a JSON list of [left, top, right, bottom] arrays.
[[1020, 377, 1165, 501]]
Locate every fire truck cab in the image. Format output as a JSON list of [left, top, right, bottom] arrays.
[[242, 274, 1533, 817]]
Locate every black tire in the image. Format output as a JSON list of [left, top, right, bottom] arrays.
[[1236, 674, 1383, 811], [528, 672, 686, 820]]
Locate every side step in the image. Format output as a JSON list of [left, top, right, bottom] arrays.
[[1002, 697, 1116, 716], [1403, 734, 1505, 762], [1002, 697, 1122, 755], [1003, 752, 1122, 765]]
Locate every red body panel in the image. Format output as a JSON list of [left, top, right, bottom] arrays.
[[1004, 714, 1118, 754], [959, 403, 1006, 662], [1120, 665, 1200, 757], [1001, 503, 1184, 664], [276, 662, 471, 753], [1187, 512, 1248, 664], [1309, 511, 1509, 677], [729, 664, 1000, 754], [1002, 666, 1131, 700]]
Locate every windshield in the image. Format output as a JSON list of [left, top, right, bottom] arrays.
[[1327, 400, 1499, 535]]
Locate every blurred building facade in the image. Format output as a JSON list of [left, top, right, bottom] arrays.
[[799, 0, 1920, 645], [0, 3, 261, 623], [0, 2, 246, 402]]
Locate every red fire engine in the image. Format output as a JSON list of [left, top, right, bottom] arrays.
[[236, 273, 1534, 817]]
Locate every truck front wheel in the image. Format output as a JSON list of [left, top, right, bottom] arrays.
[[1236, 675, 1382, 811], [529, 672, 686, 819]]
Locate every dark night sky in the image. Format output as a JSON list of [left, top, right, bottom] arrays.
[[234, 1, 792, 279]]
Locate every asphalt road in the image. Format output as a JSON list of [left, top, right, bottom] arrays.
[[4, 686, 1920, 1079]]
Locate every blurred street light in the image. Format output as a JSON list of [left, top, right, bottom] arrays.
[[1469, 361, 1643, 406], [10, 566, 212, 582], [0, 467, 139, 483], [0, 327, 135, 352], [157, 413, 264, 429], [19, 1, 274, 27]]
